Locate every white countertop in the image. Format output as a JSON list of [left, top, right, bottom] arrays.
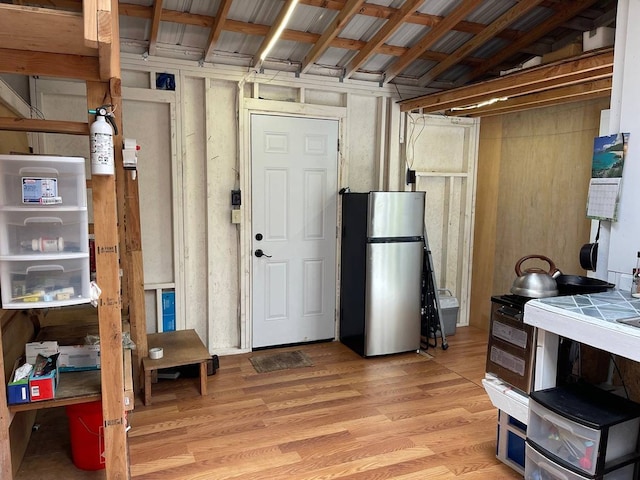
[[524, 290, 640, 363]]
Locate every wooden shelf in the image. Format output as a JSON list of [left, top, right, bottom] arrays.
[[8, 370, 101, 414]]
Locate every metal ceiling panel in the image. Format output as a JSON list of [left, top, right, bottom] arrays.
[[416, 0, 464, 16], [386, 23, 431, 48], [110, 0, 617, 95], [464, 0, 517, 24], [339, 13, 386, 41], [431, 31, 473, 54]]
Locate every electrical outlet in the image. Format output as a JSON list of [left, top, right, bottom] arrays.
[[231, 209, 241, 224]]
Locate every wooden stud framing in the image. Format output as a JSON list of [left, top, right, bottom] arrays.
[[399, 49, 613, 113]]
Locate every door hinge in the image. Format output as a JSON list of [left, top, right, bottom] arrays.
[[337, 139, 340, 152]]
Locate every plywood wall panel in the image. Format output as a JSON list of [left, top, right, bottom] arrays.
[[471, 115, 503, 330], [471, 97, 610, 330]]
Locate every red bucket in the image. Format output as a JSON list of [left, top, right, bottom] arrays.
[[66, 401, 104, 470]]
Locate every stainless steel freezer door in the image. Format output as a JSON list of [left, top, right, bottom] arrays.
[[364, 241, 423, 356], [367, 192, 425, 238]]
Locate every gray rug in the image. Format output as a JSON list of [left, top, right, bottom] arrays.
[[249, 350, 313, 373]]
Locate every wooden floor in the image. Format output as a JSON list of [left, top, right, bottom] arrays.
[[17, 326, 524, 479]]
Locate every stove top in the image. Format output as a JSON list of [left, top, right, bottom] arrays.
[[491, 294, 532, 310]]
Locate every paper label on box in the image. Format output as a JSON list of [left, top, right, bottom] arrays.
[[22, 177, 61, 204], [58, 345, 100, 371]]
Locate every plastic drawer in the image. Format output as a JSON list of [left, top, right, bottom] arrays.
[[0, 209, 88, 256], [0, 155, 87, 208], [525, 443, 636, 480], [497, 409, 527, 474], [528, 385, 640, 476], [0, 257, 90, 309]]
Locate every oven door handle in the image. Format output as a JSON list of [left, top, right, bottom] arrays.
[[496, 305, 523, 321]]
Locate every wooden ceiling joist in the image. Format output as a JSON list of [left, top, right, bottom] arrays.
[[418, 0, 545, 87], [147, 0, 164, 56], [343, 0, 424, 80], [383, 0, 483, 84], [203, 0, 232, 61], [451, 77, 612, 117], [399, 49, 613, 113], [301, 0, 365, 74], [459, 0, 601, 86]]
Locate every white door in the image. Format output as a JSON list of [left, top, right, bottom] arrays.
[[251, 114, 338, 348]]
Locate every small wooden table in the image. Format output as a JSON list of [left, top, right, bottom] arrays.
[[142, 329, 210, 406]]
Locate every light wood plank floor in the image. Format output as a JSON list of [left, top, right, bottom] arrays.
[[15, 326, 523, 479]]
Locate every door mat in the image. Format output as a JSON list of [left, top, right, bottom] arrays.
[[249, 350, 313, 373]]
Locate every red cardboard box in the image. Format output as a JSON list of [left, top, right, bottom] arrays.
[[29, 366, 58, 401]]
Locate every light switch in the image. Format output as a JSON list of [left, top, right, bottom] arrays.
[[231, 209, 241, 224]]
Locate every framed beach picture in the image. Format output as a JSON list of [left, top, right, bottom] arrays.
[[587, 133, 630, 221]]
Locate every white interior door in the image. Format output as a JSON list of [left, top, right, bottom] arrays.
[[251, 114, 338, 348]]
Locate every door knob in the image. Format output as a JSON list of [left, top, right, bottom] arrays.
[[255, 249, 272, 258]]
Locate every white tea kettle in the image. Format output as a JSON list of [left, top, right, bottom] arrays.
[[510, 254, 560, 298]]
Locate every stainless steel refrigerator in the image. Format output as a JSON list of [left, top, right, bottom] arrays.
[[339, 191, 425, 356]]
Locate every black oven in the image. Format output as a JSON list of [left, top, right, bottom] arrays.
[[486, 295, 536, 394]]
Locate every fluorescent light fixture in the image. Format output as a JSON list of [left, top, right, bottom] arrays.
[[450, 97, 509, 111], [259, 0, 299, 61]]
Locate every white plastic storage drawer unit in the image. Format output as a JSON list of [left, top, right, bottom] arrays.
[[0, 154, 87, 208], [0, 210, 88, 256], [525, 443, 638, 480], [528, 384, 640, 477], [0, 154, 90, 309], [497, 409, 526, 474], [0, 257, 90, 308]]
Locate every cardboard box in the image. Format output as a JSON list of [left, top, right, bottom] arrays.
[[7, 358, 30, 404], [58, 344, 100, 372], [25, 341, 58, 365], [29, 366, 58, 401]]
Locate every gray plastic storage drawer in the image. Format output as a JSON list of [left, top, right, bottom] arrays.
[[525, 443, 637, 480], [528, 385, 640, 477]]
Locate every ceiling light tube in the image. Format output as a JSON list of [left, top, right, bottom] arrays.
[[259, 0, 299, 62]]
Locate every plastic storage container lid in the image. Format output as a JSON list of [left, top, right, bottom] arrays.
[[438, 290, 459, 309], [530, 383, 640, 429]]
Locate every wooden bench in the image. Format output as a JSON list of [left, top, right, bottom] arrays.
[[142, 329, 210, 406]]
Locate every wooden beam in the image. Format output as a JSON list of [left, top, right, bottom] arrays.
[[460, 0, 601, 85], [383, 0, 483, 84], [117, 3, 485, 70], [119, 0, 529, 45], [0, 48, 100, 80], [147, 0, 164, 56], [83, 0, 98, 48], [419, 0, 545, 87], [203, 0, 232, 61], [254, 0, 299, 68], [0, 117, 89, 135], [450, 78, 612, 117], [86, 80, 129, 480], [97, 2, 118, 81], [344, 0, 424, 79], [300, 0, 365, 74], [0, 4, 97, 57], [400, 49, 613, 112]]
